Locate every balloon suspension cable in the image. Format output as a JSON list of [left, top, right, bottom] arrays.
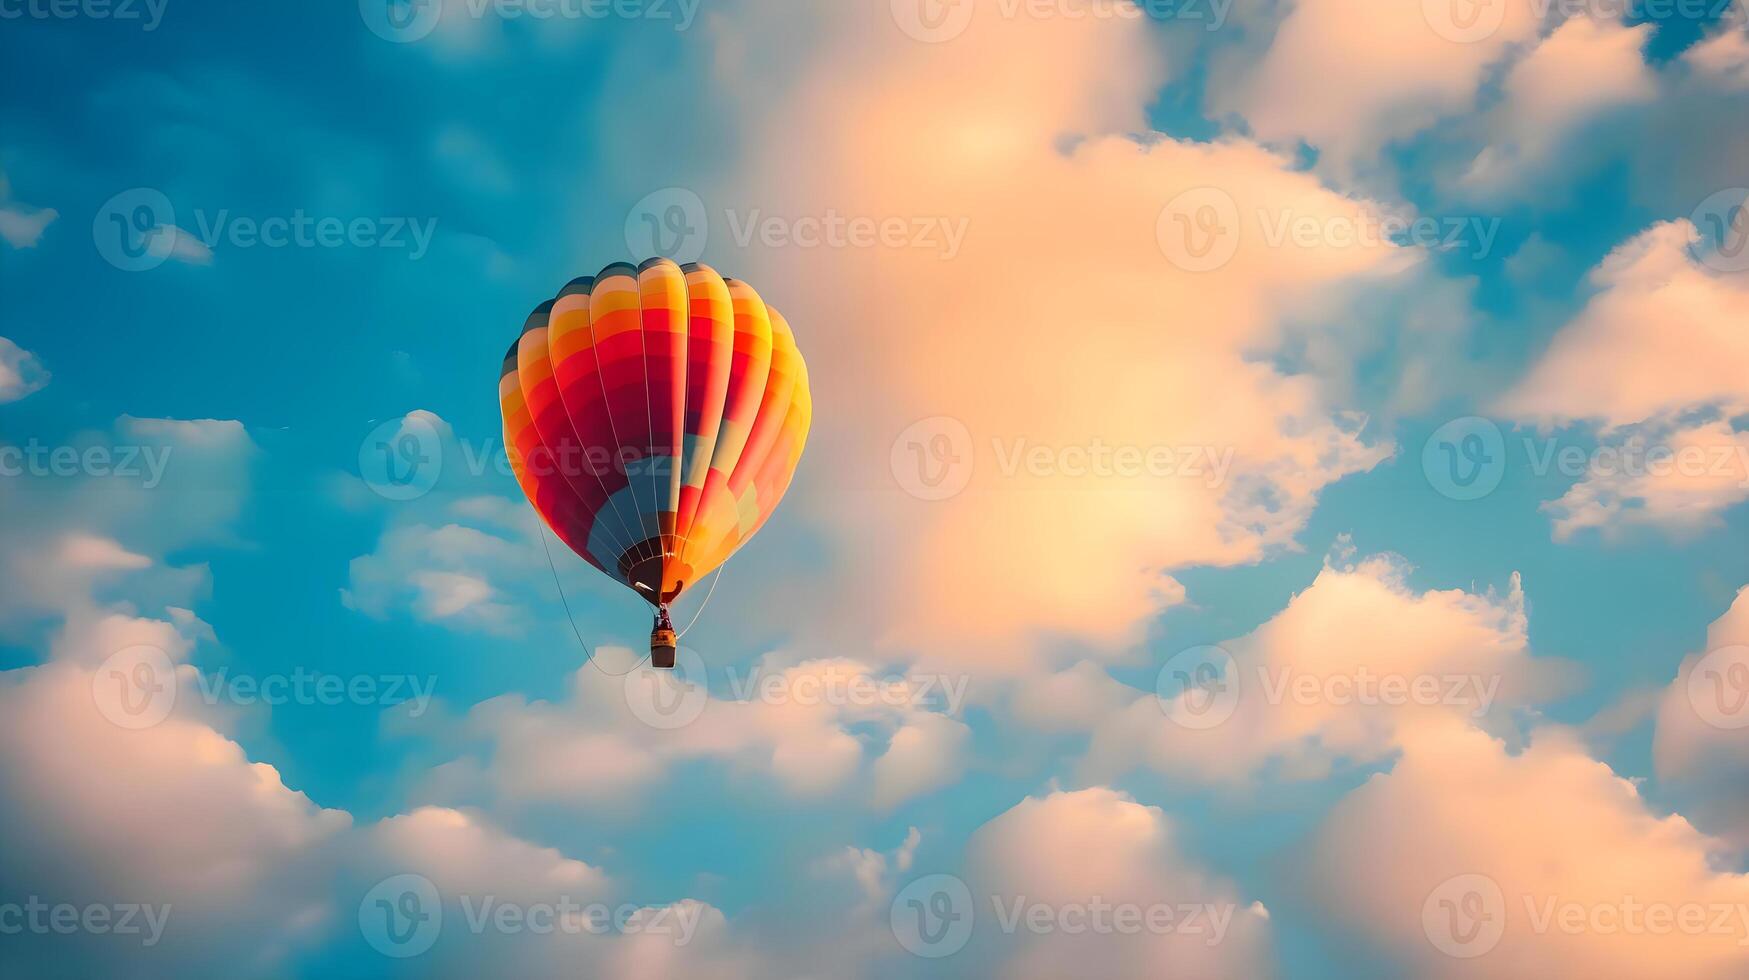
[[531, 512, 650, 677], [675, 559, 726, 640]]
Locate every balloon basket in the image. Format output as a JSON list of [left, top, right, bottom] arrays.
[[650, 627, 677, 669]]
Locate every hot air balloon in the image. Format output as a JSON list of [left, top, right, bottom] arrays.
[[498, 259, 811, 668]]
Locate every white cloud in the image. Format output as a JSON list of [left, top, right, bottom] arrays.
[[0, 417, 255, 628], [403, 655, 970, 812], [1461, 17, 1657, 194], [1501, 217, 1749, 429], [1500, 218, 1749, 538], [0, 203, 57, 248], [0, 171, 58, 248], [870, 713, 971, 810], [344, 521, 528, 632], [700, 0, 1437, 666], [0, 610, 350, 977], [1687, 26, 1749, 90], [362, 806, 767, 980], [1295, 718, 1749, 979], [1208, 0, 1540, 176], [966, 788, 1273, 979], [370, 806, 610, 902], [155, 224, 216, 265], [1540, 418, 1749, 541], [1654, 585, 1749, 845], [0, 336, 49, 403], [1074, 545, 1556, 784]]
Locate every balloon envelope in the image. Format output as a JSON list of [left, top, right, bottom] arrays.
[[499, 259, 811, 606]]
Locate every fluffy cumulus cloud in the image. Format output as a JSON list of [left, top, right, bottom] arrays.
[[0, 336, 49, 403], [0, 417, 346, 976], [0, 417, 254, 628], [1208, 0, 1540, 175], [695, 0, 1453, 665], [357, 807, 765, 980], [339, 411, 575, 634], [1295, 719, 1749, 979], [0, 600, 768, 978], [1654, 585, 1749, 845], [0, 608, 351, 978], [1538, 418, 1749, 541], [1687, 25, 1749, 90], [964, 788, 1273, 979], [1460, 17, 1657, 194], [401, 654, 970, 813], [1500, 218, 1749, 538], [1502, 219, 1749, 427], [1056, 544, 1552, 784], [344, 517, 530, 632], [0, 410, 777, 978]]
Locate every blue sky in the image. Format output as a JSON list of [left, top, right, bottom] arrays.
[[2, 1, 1749, 977]]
